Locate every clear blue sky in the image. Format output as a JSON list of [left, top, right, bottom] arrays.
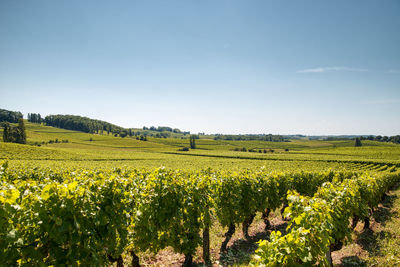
[[1, 0, 399, 135]]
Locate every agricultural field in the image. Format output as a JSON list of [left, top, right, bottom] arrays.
[[1, 121, 400, 266], [1, 121, 399, 171]]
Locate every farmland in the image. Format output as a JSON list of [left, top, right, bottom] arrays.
[[1, 121, 400, 266], [1, 122, 399, 171]]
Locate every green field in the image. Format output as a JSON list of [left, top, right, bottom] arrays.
[[1, 121, 399, 172]]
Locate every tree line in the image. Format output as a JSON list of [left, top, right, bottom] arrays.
[[3, 109, 189, 139], [39, 114, 188, 138], [0, 108, 23, 123], [213, 134, 287, 142], [2, 108, 399, 144], [27, 113, 44, 124], [327, 135, 400, 144], [44, 114, 124, 135], [359, 135, 400, 144], [142, 126, 189, 135]]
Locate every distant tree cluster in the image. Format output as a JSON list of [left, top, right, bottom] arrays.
[[2, 119, 26, 144], [0, 108, 23, 123], [137, 131, 170, 138], [27, 113, 44, 123], [43, 116, 191, 139], [32, 139, 69, 147], [233, 147, 274, 153], [135, 135, 147, 141], [142, 126, 187, 134], [31, 139, 69, 146], [45, 114, 124, 135], [120, 129, 143, 138], [359, 135, 400, 144], [233, 147, 248, 152], [48, 139, 69, 144], [214, 134, 286, 142], [12, 110, 193, 140], [154, 132, 170, 138]]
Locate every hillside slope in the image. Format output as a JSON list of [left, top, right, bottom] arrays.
[[1, 121, 399, 170]]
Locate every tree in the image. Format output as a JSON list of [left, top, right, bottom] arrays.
[[190, 135, 196, 149], [17, 119, 26, 144], [2, 119, 26, 144], [355, 137, 362, 147], [2, 122, 10, 142], [28, 113, 43, 123]]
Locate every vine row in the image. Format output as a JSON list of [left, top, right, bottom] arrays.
[[1, 161, 395, 266]]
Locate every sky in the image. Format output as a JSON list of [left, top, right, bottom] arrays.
[[0, 0, 399, 135]]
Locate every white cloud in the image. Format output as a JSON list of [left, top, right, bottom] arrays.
[[297, 66, 369, 73], [360, 99, 400, 105], [387, 69, 400, 74]]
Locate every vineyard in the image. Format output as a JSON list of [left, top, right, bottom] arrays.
[[1, 122, 400, 266], [1, 160, 399, 266]]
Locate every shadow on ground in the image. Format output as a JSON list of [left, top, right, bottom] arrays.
[[355, 185, 399, 255], [218, 221, 288, 267], [373, 193, 399, 226], [337, 183, 400, 266], [338, 256, 367, 266]]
